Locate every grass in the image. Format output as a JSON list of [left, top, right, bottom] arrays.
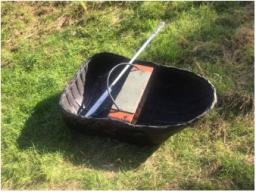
[[1, 1, 254, 190]]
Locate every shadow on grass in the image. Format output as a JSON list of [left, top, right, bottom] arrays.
[[17, 93, 158, 171]]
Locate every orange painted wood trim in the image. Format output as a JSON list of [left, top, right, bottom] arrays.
[[108, 111, 135, 123], [134, 64, 154, 73]]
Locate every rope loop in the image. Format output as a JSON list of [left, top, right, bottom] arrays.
[[106, 62, 140, 111]]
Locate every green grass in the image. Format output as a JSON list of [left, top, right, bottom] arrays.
[[1, 1, 254, 190]]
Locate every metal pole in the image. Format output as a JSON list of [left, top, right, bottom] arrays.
[[85, 22, 165, 117]]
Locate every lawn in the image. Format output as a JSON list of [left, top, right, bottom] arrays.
[[1, 1, 254, 190]]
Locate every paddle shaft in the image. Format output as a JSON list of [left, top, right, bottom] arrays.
[[85, 22, 165, 117]]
